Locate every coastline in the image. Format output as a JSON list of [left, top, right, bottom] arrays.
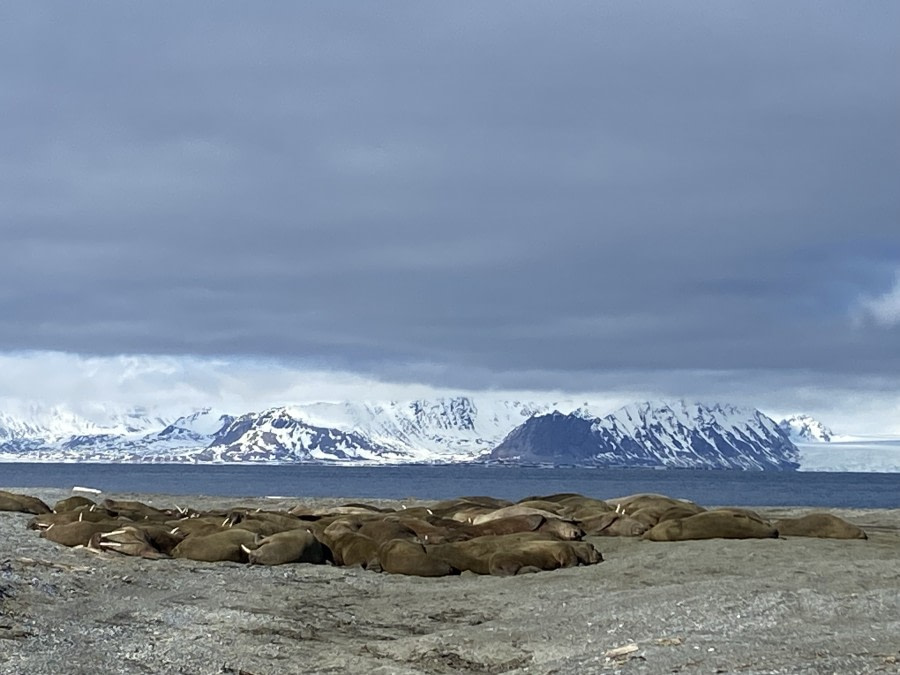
[[2, 488, 899, 674]]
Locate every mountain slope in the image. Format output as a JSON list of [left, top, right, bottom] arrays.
[[779, 415, 834, 443], [490, 401, 800, 470]]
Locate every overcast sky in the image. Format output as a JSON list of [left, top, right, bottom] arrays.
[[1, 4, 899, 432]]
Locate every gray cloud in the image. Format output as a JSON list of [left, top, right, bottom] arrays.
[[1, 3, 899, 396]]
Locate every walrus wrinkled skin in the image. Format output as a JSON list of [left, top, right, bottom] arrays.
[[0, 490, 52, 515], [378, 539, 457, 576], [579, 512, 648, 537], [773, 513, 868, 540], [28, 506, 116, 530], [102, 499, 170, 521], [470, 505, 569, 526], [319, 521, 381, 570], [242, 529, 330, 565], [40, 520, 123, 547], [488, 540, 603, 576], [172, 529, 258, 563], [643, 510, 778, 542], [430, 533, 602, 576], [53, 495, 97, 513], [91, 526, 169, 559]]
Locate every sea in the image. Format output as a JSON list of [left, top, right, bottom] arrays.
[[1, 463, 898, 508]]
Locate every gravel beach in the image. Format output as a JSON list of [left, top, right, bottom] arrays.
[[2, 488, 899, 675]]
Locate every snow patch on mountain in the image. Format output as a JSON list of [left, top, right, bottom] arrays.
[[779, 415, 835, 443]]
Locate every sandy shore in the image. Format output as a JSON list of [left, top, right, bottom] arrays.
[[2, 488, 899, 675]]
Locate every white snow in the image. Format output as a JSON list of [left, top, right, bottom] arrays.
[[797, 437, 900, 472]]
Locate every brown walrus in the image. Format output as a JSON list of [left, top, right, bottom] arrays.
[[40, 520, 123, 547], [466, 514, 584, 540], [579, 512, 648, 537], [470, 505, 570, 526], [242, 529, 330, 565], [0, 490, 52, 515], [319, 521, 381, 570], [488, 540, 603, 576], [378, 539, 457, 577], [643, 509, 779, 542], [90, 526, 169, 559], [429, 533, 598, 576], [53, 495, 97, 513], [773, 513, 868, 540], [102, 499, 170, 521], [171, 529, 258, 563], [28, 506, 116, 530]]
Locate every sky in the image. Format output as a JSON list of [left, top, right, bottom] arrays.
[[1, 3, 899, 433]]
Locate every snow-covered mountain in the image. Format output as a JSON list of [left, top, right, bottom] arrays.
[[489, 401, 800, 470], [1, 397, 897, 471], [779, 415, 834, 443], [0, 398, 549, 464]]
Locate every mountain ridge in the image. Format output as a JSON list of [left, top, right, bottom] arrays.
[[1, 398, 895, 471]]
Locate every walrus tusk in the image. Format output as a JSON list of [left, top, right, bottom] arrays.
[[72, 486, 102, 495], [102, 529, 129, 538]]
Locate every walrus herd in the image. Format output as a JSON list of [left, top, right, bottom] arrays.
[[0, 488, 867, 577]]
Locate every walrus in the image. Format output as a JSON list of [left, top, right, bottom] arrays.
[[0, 490, 52, 515], [465, 515, 584, 540], [628, 503, 706, 528], [643, 510, 779, 541], [356, 517, 422, 545], [319, 521, 381, 570], [102, 499, 170, 521], [172, 529, 258, 563], [512, 500, 571, 516], [381, 515, 471, 545], [40, 520, 123, 547], [91, 526, 168, 559], [53, 495, 97, 513], [773, 513, 868, 539], [165, 517, 231, 537], [470, 505, 569, 526], [608, 493, 701, 515], [28, 506, 116, 530], [488, 540, 603, 576], [579, 512, 648, 537], [230, 515, 306, 538], [242, 528, 330, 565], [378, 539, 457, 577], [429, 533, 574, 575]]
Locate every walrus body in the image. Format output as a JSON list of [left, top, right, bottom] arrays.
[[91, 526, 168, 559], [0, 490, 52, 515], [643, 510, 778, 542], [488, 540, 602, 576], [102, 499, 169, 521], [579, 512, 648, 537], [243, 529, 329, 565], [172, 529, 258, 563], [53, 496, 97, 513], [378, 539, 457, 577], [430, 533, 600, 576], [40, 520, 123, 547], [774, 513, 867, 539]]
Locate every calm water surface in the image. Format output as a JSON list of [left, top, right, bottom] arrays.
[[1, 463, 898, 508]]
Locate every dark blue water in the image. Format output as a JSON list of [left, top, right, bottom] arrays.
[[1, 463, 898, 508]]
